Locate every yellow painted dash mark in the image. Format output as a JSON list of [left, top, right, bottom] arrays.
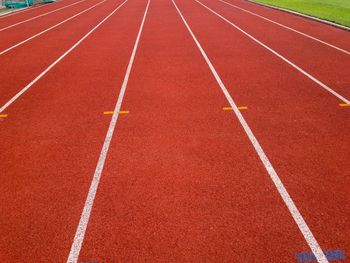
[[223, 106, 248, 110], [103, 111, 129, 115], [238, 106, 248, 110], [339, 103, 350, 107], [0, 114, 8, 118], [223, 107, 233, 111]]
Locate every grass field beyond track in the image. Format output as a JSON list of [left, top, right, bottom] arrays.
[[253, 0, 350, 27]]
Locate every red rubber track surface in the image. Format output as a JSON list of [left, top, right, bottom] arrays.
[[76, 0, 310, 262], [194, 0, 350, 99], [0, 0, 349, 262], [0, 0, 121, 107], [0, 0, 103, 50], [0, 0, 144, 261], [77, 0, 350, 262], [175, 0, 350, 258]]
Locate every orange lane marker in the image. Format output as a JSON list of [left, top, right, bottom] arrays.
[[0, 114, 8, 118], [103, 110, 129, 115], [339, 103, 350, 107], [223, 107, 233, 111], [223, 106, 248, 110], [238, 106, 248, 110]]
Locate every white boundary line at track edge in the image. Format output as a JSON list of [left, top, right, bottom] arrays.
[[247, 0, 350, 32], [194, 0, 350, 105], [217, 0, 350, 55], [0, 0, 87, 31], [0, 0, 108, 56], [66, 0, 150, 262], [0, 0, 129, 114], [172, 0, 329, 262]]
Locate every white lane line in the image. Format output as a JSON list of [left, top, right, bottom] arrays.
[[194, 0, 350, 105], [0, 0, 129, 114], [66, 1, 150, 262], [172, 0, 329, 262], [217, 0, 350, 55], [0, 0, 108, 56], [0, 0, 87, 32]]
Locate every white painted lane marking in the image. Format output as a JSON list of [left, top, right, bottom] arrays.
[[0, 0, 87, 32], [0, 0, 108, 56], [217, 0, 350, 55], [0, 0, 128, 114], [195, 0, 350, 105], [172, 0, 329, 262], [66, 1, 150, 262]]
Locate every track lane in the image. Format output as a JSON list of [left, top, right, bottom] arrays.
[[175, 0, 350, 258], [0, 0, 104, 51], [0, 0, 145, 261], [218, 0, 350, 52], [74, 0, 327, 262], [194, 0, 350, 101], [0, 0, 124, 111], [67, 1, 151, 261]]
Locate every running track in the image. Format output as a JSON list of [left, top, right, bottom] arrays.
[[0, 0, 349, 262]]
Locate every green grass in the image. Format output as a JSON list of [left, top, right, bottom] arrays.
[[253, 0, 350, 27]]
